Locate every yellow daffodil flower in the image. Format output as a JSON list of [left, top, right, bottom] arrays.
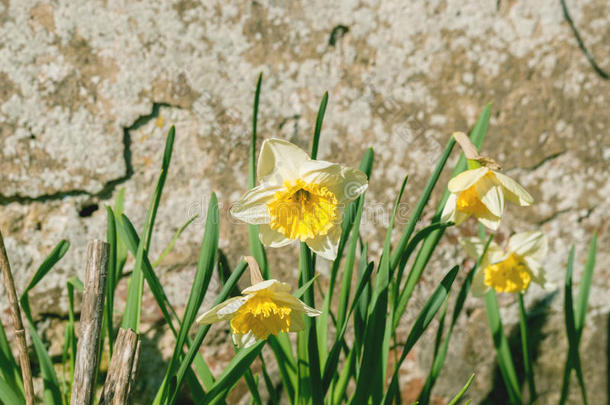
[[230, 138, 368, 260], [460, 231, 549, 296], [196, 257, 321, 348], [441, 167, 533, 230]]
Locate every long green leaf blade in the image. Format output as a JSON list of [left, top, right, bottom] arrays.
[[392, 104, 491, 328], [575, 233, 597, 334], [156, 193, 219, 403], [484, 290, 522, 405], [168, 260, 248, 403], [310, 91, 328, 160], [122, 125, 175, 331], [382, 265, 460, 405], [448, 374, 475, 405], [205, 341, 265, 403], [248, 72, 269, 278]]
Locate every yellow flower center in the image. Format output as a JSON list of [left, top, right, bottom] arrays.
[[230, 294, 292, 340], [484, 253, 532, 293], [267, 179, 338, 241], [456, 179, 489, 216]]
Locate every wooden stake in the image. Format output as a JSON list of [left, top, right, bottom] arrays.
[[100, 328, 141, 405], [71, 240, 109, 405], [0, 230, 35, 405]]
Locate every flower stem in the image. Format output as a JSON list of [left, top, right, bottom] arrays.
[[518, 293, 537, 403]]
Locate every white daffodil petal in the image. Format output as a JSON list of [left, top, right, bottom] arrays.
[[273, 292, 322, 316], [471, 267, 490, 297], [230, 184, 281, 224], [492, 171, 534, 206], [300, 161, 368, 204], [476, 179, 504, 217], [477, 212, 502, 231], [232, 331, 258, 348], [454, 209, 470, 226], [525, 258, 553, 290], [448, 168, 489, 192], [305, 225, 341, 260], [242, 279, 292, 295], [459, 237, 488, 261], [196, 296, 247, 324], [487, 247, 508, 265], [257, 138, 310, 184], [259, 224, 294, 248], [289, 312, 306, 332], [441, 193, 458, 223], [508, 231, 548, 262]]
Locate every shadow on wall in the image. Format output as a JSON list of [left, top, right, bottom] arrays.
[[481, 292, 557, 405]]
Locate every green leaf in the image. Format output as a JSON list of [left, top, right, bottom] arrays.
[[250, 73, 263, 190], [22, 298, 62, 405], [242, 367, 262, 405], [448, 374, 475, 405], [351, 175, 408, 404], [0, 324, 24, 403], [0, 376, 24, 405], [248, 72, 269, 279], [518, 293, 537, 403], [20, 240, 70, 300], [389, 138, 456, 272], [116, 215, 179, 335], [17, 240, 69, 405], [294, 273, 319, 299], [267, 335, 296, 401], [122, 125, 175, 331], [205, 341, 265, 404], [155, 193, 219, 404], [318, 148, 373, 367], [117, 213, 213, 403], [418, 264, 477, 404], [296, 243, 323, 404], [560, 238, 594, 405], [259, 355, 278, 404], [336, 194, 365, 333], [322, 261, 374, 393], [153, 215, 198, 267], [484, 290, 522, 405], [105, 206, 118, 357], [382, 266, 460, 405], [168, 259, 249, 403], [310, 91, 328, 160], [392, 104, 491, 330], [63, 277, 82, 397], [332, 347, 357, 405], [575, 233, 597, 334], [113, 188, 128, 282], [393, 222, 452, 330]]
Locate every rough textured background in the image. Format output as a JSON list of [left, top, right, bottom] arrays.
[[0, 0, 608, 403]]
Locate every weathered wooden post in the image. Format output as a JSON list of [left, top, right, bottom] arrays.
[[71, 240, 109, 405], [0, 230, 35, 405], [99, 327, 141, 405]]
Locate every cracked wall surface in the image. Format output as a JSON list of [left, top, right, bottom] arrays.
[[0, 0, 608, 403]]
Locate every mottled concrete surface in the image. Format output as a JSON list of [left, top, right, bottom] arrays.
[[0, 0, 608, 403]]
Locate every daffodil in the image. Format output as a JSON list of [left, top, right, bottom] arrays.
[[230, 138, 368, 260], [460, 231, 549, 296], [441, 167, 534, 230], [441, 132, 533, 230], [196, 257, 321, 348]]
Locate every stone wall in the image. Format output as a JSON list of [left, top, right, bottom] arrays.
[[0, 0, 608, 403]]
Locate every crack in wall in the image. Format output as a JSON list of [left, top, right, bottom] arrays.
[[536, 207, 572, 225], [0, 102, 171, 206], [528, 151, 566, 171]]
